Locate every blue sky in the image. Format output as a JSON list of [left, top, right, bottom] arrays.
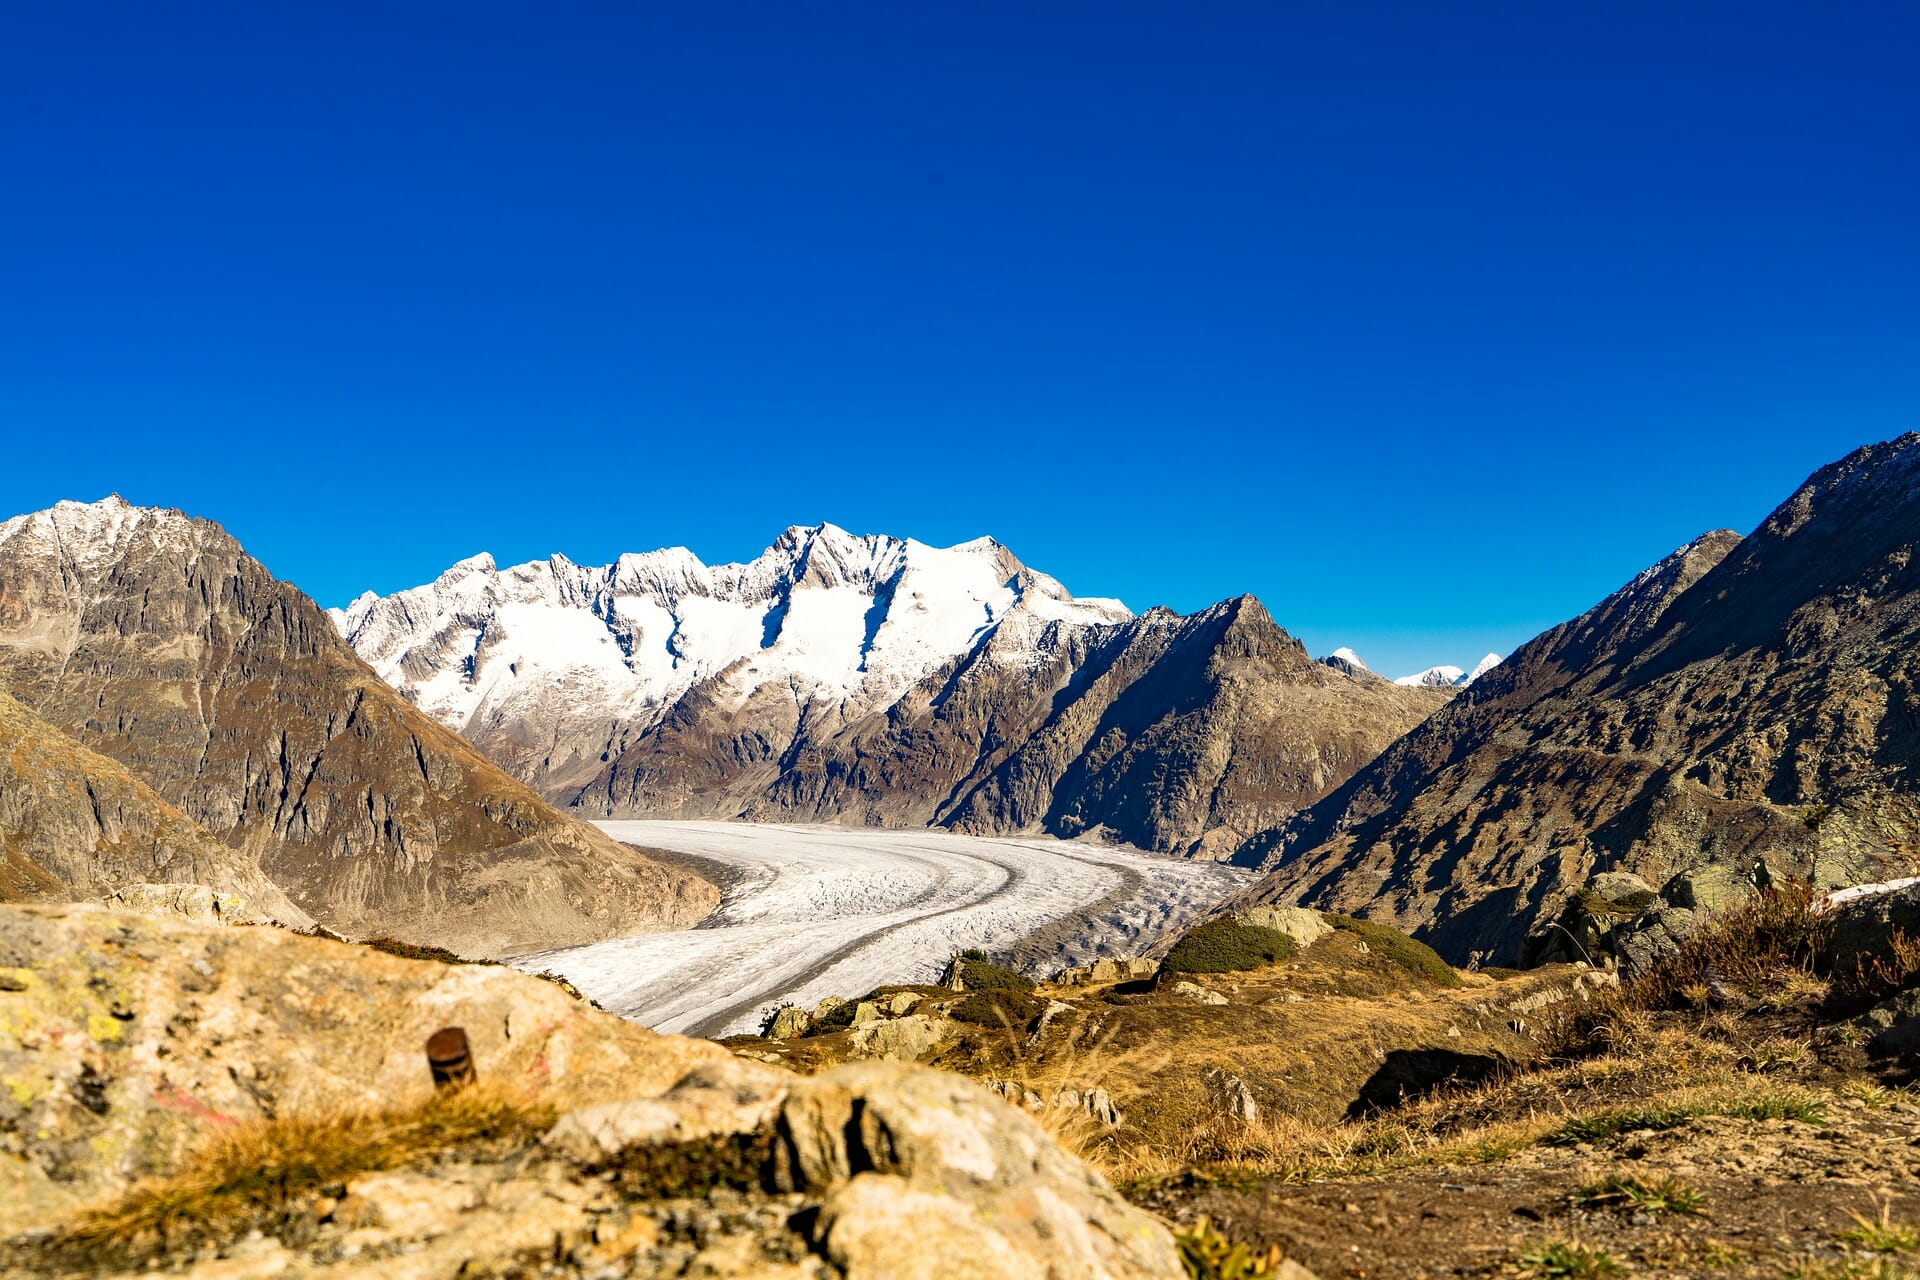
[[2, 3, 1915, 676]]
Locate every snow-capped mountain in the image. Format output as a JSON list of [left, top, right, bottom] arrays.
[[1317, 646, 1502, 689], [336, 527, 1452, 856], [1393, 653, 1502, 688], [333, 525, 1131, 795]]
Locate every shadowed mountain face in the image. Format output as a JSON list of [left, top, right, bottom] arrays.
[[527, 594, 1450, 858], [1236, 434, 1920, 965], [0, 686, 310, 925], [0, 498, 715, 957]]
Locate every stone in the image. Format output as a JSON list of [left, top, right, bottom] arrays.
[[1860, 988, 1920, 1056], [885, 992, 918, 1016], [766, 1004, 813, 1039], [1171, 980, 1229, 1005], [1205, 1069, 1258, 1125], [1613, 905, 1698, 980], [543, 1059, 789, 1164], [778, 1062, 1178, 1277], [846, 1014, 954, 1062], [813, 995, 848, 1020], [1661, 864, 1749, 913], [815, 1174, 1046, 1279], [95, 883, 269, 927], [1588, 871, 1658, 907], [1231, 905, 1332, 949], [1124, 957, 1161, 980], [850, 1001, 882, 1026], [1824, 880, 1920, 974]]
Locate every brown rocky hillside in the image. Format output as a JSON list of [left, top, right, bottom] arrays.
[[0, 685, 308, 925], [0, 498, 714, 956], [1234, 433, 1920, 965]]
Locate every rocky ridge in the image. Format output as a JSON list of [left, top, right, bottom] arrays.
[[1234, 434, 1920, 964], [0, 499, 714, 956]]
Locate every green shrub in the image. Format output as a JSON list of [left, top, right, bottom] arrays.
[[1164, 921, 1298, 974], [359, 936, 478, 965], [951, 989, 1042, 1028], [953, 952, 1034, 993], [1516, 1241, 1623, 1278], [1326, 916, 1463, 987]]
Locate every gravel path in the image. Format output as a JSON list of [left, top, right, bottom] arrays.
[[515, 820, 1252, 1037]]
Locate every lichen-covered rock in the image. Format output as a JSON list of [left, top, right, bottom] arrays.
[[0, 902, 736, 1236], [1171, 979, 1229, 1005], [4, 907, 1185, 1280], [846, 1013, 954, 1062], [765, 1004, 812, 1039], [1661, 864, 1751, 913], [1231, 905, 1331, 949]]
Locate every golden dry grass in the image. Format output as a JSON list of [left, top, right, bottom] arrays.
[[48, 1085, 555, 1263], [1082, 1021, 1833, 1189]]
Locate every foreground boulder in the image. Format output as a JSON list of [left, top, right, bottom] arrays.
[[0, 904, 1183, 1279]]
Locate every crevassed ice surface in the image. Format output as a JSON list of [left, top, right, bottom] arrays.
[[515, 821, 1255, 1038]]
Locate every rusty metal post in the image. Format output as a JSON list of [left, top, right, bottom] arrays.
[[426, 1026, 476, 1090]]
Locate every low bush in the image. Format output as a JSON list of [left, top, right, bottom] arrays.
[[1174, 1215, 1288, 1279], [1626, 881, 1832, 1010], [1326, 915, 1463, 987], [1164, 921, 1297, 974], [953, 950, 1035, 993], [951, 988, 1042, 1028]]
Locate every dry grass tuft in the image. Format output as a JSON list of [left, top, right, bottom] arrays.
[[48, 1085, 554, 1264]]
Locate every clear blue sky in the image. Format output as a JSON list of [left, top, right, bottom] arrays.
[[3, 4, 1915, 676]]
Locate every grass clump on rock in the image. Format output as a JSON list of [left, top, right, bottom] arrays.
[[1326, 915, 1462, 987], [1164, 921, 1297, 974], [46, 1086, 554, 1265]]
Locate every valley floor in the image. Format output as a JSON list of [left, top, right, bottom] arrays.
[[515, 820, 1252, 1037]]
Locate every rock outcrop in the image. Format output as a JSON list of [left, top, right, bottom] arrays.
[[0, 499, 715, 955], [340, 533, 1451, 856], [0, 903, 1183, 1280], [1234, 434, 1920, 964]]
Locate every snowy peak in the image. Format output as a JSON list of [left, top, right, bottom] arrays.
[[1393, 654, 1502, 688], [334, 528, 1134, 745]]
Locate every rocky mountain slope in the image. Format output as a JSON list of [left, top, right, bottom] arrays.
[[1234, 434, 1920, 964], [0, 686, 309, 925], [0, 499, 714, 955], [341, 531, 1451, 857]]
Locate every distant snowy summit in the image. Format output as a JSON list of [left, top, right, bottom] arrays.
[[1318, 648, 1502, 688], [332, 523, 1130, 763]]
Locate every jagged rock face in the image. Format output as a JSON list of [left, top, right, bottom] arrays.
[[342, 535, 1450, 857], [0, 686, 310, 926], [0, 499, 715, 956], [1236, 433, 1920, 964]]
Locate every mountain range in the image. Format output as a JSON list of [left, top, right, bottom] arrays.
[[10, 434, 1920, 966], [334, 527, 1454, 858]]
